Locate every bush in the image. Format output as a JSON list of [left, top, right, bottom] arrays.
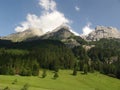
[[20, 68, 32, 76], [9, 68, 15, 75], [12, 79, 17, 84], [21, 83, 29, 90], [3, 86, 10, 90]]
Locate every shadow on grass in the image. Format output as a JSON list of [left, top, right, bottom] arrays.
[[69, 72, 87, 76], [38, 76, 43, 78], [51, 77, 57, 80], [38, 76, 47, 79], [81, 72, 87, 75]]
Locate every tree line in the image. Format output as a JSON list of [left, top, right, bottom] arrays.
[[0, 38, 120, 79], [72, 38, 120, 79]]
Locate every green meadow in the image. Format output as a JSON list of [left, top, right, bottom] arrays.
[[0, 70, 120, 90]]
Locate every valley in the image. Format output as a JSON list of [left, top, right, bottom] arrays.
[[0, 70, 120, 90], [1, 0, 120, 90]]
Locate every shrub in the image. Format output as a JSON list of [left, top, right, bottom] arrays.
[[21, 83, 29, 90], [12, 79, 17, 84], [20, 68, 32, 76], [3, 86, 10, 90]]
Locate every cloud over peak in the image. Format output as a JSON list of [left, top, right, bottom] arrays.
[[15, 0, 72, 35], [82, 22, 94, 36]]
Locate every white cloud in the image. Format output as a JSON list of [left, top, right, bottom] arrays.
[[15, 11, 69, 34], [15, 0, 77, 36], [75, 6, 80, 11], [82, 22, 94, 36], [39, 0, 56, 11]]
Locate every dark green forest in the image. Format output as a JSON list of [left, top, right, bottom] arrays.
[[0, 39, 75, 76], [0, 38, 120, 79]]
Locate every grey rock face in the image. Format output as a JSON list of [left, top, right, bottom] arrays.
[[85, 26, 120, 41], [1, 28, 43, 42], [40, 26, 80, 47], [40, 26, 74, 40]]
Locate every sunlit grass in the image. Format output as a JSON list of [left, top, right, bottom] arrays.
[[0, 70, 120, 90]]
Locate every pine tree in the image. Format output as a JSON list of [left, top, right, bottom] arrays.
[[73, 63, 77, 76], [73, 68, 77, 76], [32, 60, 39, 76], [42, 69, 47, 78], [83, 64, 88, 74], [53, 71, 59, 79]]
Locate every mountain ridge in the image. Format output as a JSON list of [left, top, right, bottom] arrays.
[[84, 26, 120, 41], [0, 25, 77, 41], [1, 25, 120, 43], [0, 28, 43, 42]]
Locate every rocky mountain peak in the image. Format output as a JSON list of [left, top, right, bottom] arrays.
[[85, 26, 120, 41], [40, 25, 75, 40], [1, 28, 44, 42], [1, 24, 78, 42]]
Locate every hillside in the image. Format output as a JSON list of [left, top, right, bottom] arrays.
[[0, 70, 120, 90]]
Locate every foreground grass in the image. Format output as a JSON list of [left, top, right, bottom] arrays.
[[0, 70, 120, 90]]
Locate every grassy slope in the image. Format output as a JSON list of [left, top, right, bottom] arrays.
[[0, 70, 120, 90]]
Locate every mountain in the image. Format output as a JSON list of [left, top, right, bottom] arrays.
[[40, 26, 75, 39], [0, 25, 86, 47], [84, 26, 120, 41], [26, 26, 84, 47], [0, 28, 44, 42], [1, 25, 120, 45]]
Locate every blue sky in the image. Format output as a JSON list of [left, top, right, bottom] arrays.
[[0, 0, 120, 36]]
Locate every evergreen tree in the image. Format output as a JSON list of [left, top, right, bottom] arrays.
[[42, 69, 47, 78], [73, 68, 77, 76], [89, 61, 95, 73], [83, 64, 88, 74], [73, 63, 77, 76], [53, 71, 59, 79], [32, 60, 39, 76], [20, 68, 32, 76]]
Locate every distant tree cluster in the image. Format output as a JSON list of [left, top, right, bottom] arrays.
[[72, 39, 120, 79], [72, 46, 92, 74], [0, 40, 75, 76], [87, 39, 120, 78]]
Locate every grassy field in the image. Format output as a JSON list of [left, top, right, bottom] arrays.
[[0, 70, 120, 90]]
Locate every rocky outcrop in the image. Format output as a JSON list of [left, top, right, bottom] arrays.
[[85, 26, 120, 41], [82, 45, 95, 51], [1, 28, 43, 42], [40, 26, 74, 39], [40, 26, 80, 47]]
